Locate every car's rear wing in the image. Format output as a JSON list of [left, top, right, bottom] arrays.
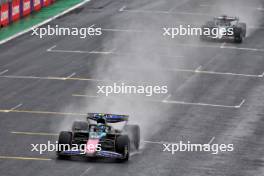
[[214, 16, 239, 21], [87, 113, 129, 123]]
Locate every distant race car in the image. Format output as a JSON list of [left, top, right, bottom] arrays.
[[200, 15, 246, 43], [57, 113, 140, 162]]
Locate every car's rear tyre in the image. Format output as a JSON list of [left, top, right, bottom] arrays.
[[72, 121, 89, 131], [234, 34, 243, 43], [124, 125, 140, 150], [234, 27, 243, 43], [57, 131, 72, 159], [115, 135, 130, 162], [200, 25, 209, 41], [238, 23, 247, 37]]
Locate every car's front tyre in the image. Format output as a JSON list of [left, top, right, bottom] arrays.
[[115, 135, 130, 162], [57, 131, 72, 159]]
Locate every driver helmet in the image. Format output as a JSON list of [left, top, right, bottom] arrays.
[[97, 118, 106, 132]]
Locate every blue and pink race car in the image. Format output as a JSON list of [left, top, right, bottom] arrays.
[[56, 113, 140, 162]]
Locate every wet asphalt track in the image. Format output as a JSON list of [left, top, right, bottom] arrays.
[[0, 0, 264, 175]]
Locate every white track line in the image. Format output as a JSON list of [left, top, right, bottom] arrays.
[[11, 131, 59, 136], [10, 103, 23, 111], [0, 108, 86, 116], [0, 74, 157, 85], [130, 150, 143, 156], [0, 0, 91, 45], [220, 42, 226, 48], [4, 104, 23, 112], [89, 51, 114, 55], [220, 45, 264, 52], [47, 45, 114, 54], [119, 5, 126, 12], [0, 75, 106, 82], [0, 74, 158, 84], [79, 167, 92, 176], [163, 94, 172, 102], [195, 66, 202, 72], [0, 156, 52, 161], [126, 66, 264, 78], [119, 8, 210, 16], [237, 99, 246, 108], [175, 43, 264, 52], [46, 45, 57, 51], [173, 67, 263, 78], [207, 136, 215, 145], [46, 45, 184, 58], [200, 4, 264, 11], [64, 72, 76, 80], [73, 94, 246, 109], [194, 69, 263, 78], [162, 99, 245, 109], [102, 28, 144, 33], [0, 69, 8, 75]]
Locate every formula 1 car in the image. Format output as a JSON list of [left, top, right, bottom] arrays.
[[57, 113, 140, 162], [200, 15, 246, 43]]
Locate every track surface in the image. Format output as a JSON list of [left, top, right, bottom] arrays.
[[0, 0, 264, 176]]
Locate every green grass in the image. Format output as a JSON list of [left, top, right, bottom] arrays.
[[0, 0, 83, 41]]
